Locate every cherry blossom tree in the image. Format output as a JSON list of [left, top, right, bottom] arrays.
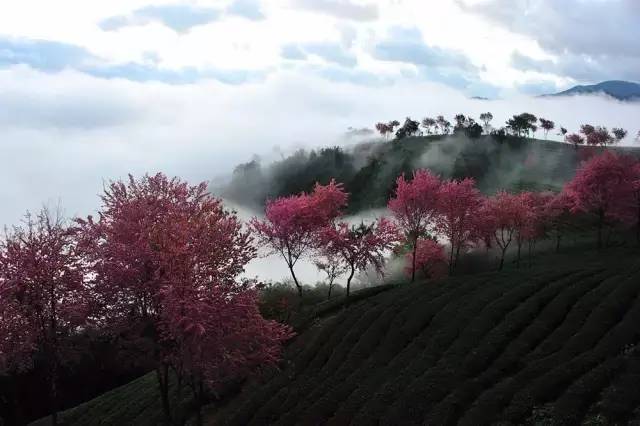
[[388, 170, 442, 282], [0, 208, 89, 426], [513, 192, 550, 268], [76, 173, 292, 425], [480, 191, 528, 270], [406, 239, 448, 281], [564, 152, 636, 249], [436, 178, 482, 274], [320, 219, 399, 297], [542, 191, 575, 253], [250, 180, 347, 297]]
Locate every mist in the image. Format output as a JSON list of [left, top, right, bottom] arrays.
[[2, 65, 640, 231]]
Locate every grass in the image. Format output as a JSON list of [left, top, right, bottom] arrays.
[[30, 247, 640, 425]]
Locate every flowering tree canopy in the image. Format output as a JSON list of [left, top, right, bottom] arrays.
[[76, 173, 291, 424], [436, 178, 482, 274], [320, 218, 399, 297], [0, 209, 89, 425], [250, 180, 348, 297], [565, 152, 636, 248], [388, 169, 442, 282], [480, 191, 529, 270], [406, 239, 448, 281]]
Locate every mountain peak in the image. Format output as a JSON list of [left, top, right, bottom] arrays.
[[546, 80, 640, 101]]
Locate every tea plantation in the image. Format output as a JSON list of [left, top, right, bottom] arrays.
[[216, 251, 640, 425]]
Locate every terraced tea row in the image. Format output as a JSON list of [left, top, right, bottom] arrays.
[[217, 259, 640, 425]]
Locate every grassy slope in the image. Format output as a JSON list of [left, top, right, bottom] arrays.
[[37, 247, 640, 425]]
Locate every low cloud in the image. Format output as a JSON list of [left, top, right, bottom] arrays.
[[1, 64, 639, 230]]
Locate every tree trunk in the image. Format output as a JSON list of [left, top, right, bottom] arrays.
[[327, 283, 333, 301], [498, 247, 507, 271], [156, 365, 173, 425], [411, 238, 418, 283], [516, 242, 522, 268], [556, 232, 561, 253], [288, 264, 303, 298], [448, 243, 455, 276], [346, 266, 355, 299]]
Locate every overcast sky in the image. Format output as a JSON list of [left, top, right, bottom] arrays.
[[1, 0, 639, 227]]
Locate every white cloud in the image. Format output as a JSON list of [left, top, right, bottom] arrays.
[[2, 65, 639, 229]]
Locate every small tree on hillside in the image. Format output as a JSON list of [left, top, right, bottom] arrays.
[[388, 170, 442, 282], [559, 127, 568, 137], [436, 115, 452, 135], [250, 180, 348, 297], [539, 118, 555, 139], [454, 114, 467, 133], [0, 209, 90, 426], [566, 133, 585, 149], [612, 128, 628, 143], [395, 117, 421, 140], [580, 124, 595, 137], [375, 122, 392, 139], [465, 121, 484, 139], [421, 117, 437, 135], [313, 252, 347, 300], [586, 126, 614, 146], [506, 113, 538, 137], [320, 219, 399, 298], [479, 112, 494, 132]]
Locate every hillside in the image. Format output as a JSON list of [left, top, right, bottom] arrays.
[[216, 249, 640, 425], [37, 248, 640, 425], [547, 81, 640, 101], [222, 135, 640, 213]]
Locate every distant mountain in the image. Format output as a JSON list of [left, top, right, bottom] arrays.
[[546, 80, 640, 101]]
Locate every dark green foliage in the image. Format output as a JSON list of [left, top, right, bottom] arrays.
[[221, 135, 640, 214], [214, 252, 640, 425], [395, 117, 421, 140], [465, 122, 484, 139]]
